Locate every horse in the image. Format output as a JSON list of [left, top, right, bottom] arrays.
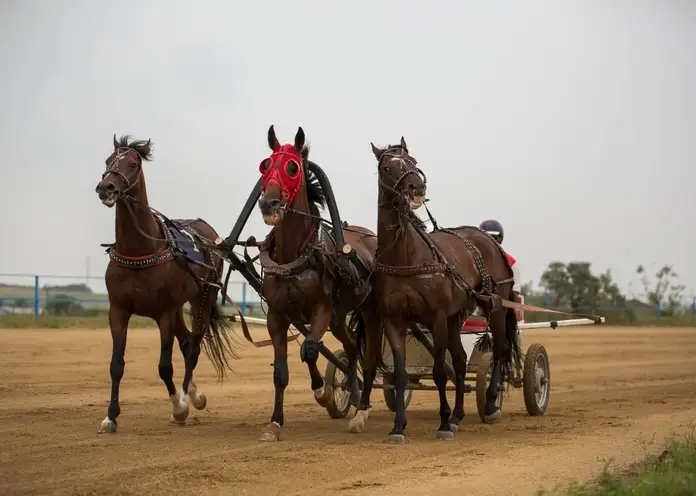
[[350, 137, 520, 443], [249, 125, 380, 442], [94, 134, 238, 433]]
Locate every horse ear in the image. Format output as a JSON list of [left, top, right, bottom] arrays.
[[267, 125, 280, 150], [294, 126, 305, 152], [142, 139, 152, 156], [400, 136, 408, 150], [371, 142, 384, 160], [113, 134, 119, 151]]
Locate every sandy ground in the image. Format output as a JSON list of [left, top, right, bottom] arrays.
[[1, 325, 695, 496]]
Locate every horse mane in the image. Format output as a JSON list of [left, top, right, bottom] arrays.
[[300, 144, 326, 216], [118, 135, 153, 161]]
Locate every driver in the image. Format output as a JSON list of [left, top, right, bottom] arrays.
[[462, 220, 523, 350]]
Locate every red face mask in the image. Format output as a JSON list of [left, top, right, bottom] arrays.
[[259, 144, 304, 205]]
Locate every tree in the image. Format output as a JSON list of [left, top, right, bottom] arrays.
[[44, 294, 85, 317], [636, 264, 686, 315], [540, 261, 625, 313]]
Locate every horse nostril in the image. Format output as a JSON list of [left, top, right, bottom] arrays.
[[106, 183, 117, 192]]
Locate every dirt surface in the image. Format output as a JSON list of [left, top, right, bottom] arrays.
[[1, 325, 695, 496]]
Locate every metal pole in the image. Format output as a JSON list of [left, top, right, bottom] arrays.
[[33, 275, 39, 318], [544, 291, 550, 309], [692, 296, 695, 323], [241, 282, 247, 315], [657, 296, 662, 319]]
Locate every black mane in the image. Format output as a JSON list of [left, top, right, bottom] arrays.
[[299, 144, 326, 216], [118, 135, 153, 161]]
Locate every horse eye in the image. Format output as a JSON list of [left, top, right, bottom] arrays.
[[286, 162, 299, 176], [130, 162, 137, 168], [384, 166, 392, 173]]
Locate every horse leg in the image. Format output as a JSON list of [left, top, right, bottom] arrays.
[[303, 305, 334, 408], [484, 308, 508, 423], [156, 309, 190, 425], [447, 312, 468, 432], [383, 318, 408, 444], [329, 311, 361, 408], [348, 305, 381, 433], [259, 311, 290, 442], [431, 312, 454, 440], [98, 305, 131, 433], [173, 311, 206, 411]]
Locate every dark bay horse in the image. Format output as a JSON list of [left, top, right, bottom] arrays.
[[251, 125, 380, 442], [94, 135, 237, 433], [351, 138, 520, 443]]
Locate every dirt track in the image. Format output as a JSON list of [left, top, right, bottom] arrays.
[[1, 325, 695, 495]]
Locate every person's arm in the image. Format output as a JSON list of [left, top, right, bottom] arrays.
[[512, 261, 521, 293]]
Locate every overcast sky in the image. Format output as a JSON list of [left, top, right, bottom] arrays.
[[0, 0, 694, 301]]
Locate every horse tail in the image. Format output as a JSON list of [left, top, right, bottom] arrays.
[[349, 308, 390, 376], [201, 303, 240, 381], [504, 292, 522, 379]]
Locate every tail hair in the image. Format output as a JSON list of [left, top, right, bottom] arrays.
[[201, 303, 240, 381]]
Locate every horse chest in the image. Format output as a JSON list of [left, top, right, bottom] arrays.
[[262, 269, 329, 318], [377, 274, 447, 321], [106, 264, 194, 314]]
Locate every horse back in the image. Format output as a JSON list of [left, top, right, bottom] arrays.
[[428, 225, 512, 288]]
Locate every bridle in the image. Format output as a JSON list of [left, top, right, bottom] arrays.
[[102, 147, 143, 196], [377, 146, 427, 202]]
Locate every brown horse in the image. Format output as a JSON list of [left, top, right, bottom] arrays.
[[252, 125, 380, 442], [350, 138, 520, 443], [94, 135, 237, 433]]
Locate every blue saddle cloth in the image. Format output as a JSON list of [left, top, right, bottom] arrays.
[[167, 221, 207, 266]]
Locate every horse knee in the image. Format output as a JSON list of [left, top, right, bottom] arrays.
[[158, 362, 174, 382]]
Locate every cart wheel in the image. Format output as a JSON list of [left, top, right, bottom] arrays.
[[323, 350, 353, 419], [476, 359, 504, 423], [382, 376, 414, 413], [523, 343, 550, 416]]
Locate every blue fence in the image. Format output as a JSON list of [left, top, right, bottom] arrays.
[[1, 273, 694, 322]]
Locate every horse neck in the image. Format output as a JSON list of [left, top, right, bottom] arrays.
[[376, 192, 431, 266], [274, 195, 314, 264], [114, 178, 163, 256]]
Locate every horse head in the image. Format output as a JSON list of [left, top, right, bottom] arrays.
[[96, 135, 152, 207], [371, 137, 427, 211]]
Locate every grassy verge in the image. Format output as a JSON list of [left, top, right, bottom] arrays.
[[539, 434, 696, 495], [0, 314, 157, 329]]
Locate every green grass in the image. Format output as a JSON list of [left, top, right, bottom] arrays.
[[538, 434, 696, 495], [0, 314, 157, 329]]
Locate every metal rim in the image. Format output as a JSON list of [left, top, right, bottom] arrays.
[[533, 352, 549, 409]]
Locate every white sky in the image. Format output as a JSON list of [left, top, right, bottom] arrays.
[[0, 0, 694, 301]]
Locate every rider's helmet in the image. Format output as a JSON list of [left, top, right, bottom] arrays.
[[479, 219, 504, 244]]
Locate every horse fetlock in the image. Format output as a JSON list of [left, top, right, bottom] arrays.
[[170, 390, 190, 422], [300, 337, 320, 364], [98, 416, 117, 434]]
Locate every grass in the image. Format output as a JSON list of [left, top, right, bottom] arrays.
[[538, 434, 696, 495], [0, 314, 157, 329]]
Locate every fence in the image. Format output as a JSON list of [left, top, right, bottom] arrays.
[[1, 272, 694, 323], [0, 273, 264, 318]]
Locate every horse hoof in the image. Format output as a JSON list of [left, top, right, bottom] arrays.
[[348, 417, 365, 433], [436, 430, 455, 441], [348, 410, 369, 434], [172, 403, 190, 422], [450, 423, 459, 432], [387, 434, 406, 444], [193, 394, 207, 410], [314, 385, 334, 408], [259, 423, 281, 442], [98, 417, 117, 434], [169, 415, 186, 426], [484, 409, 501, 424]]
